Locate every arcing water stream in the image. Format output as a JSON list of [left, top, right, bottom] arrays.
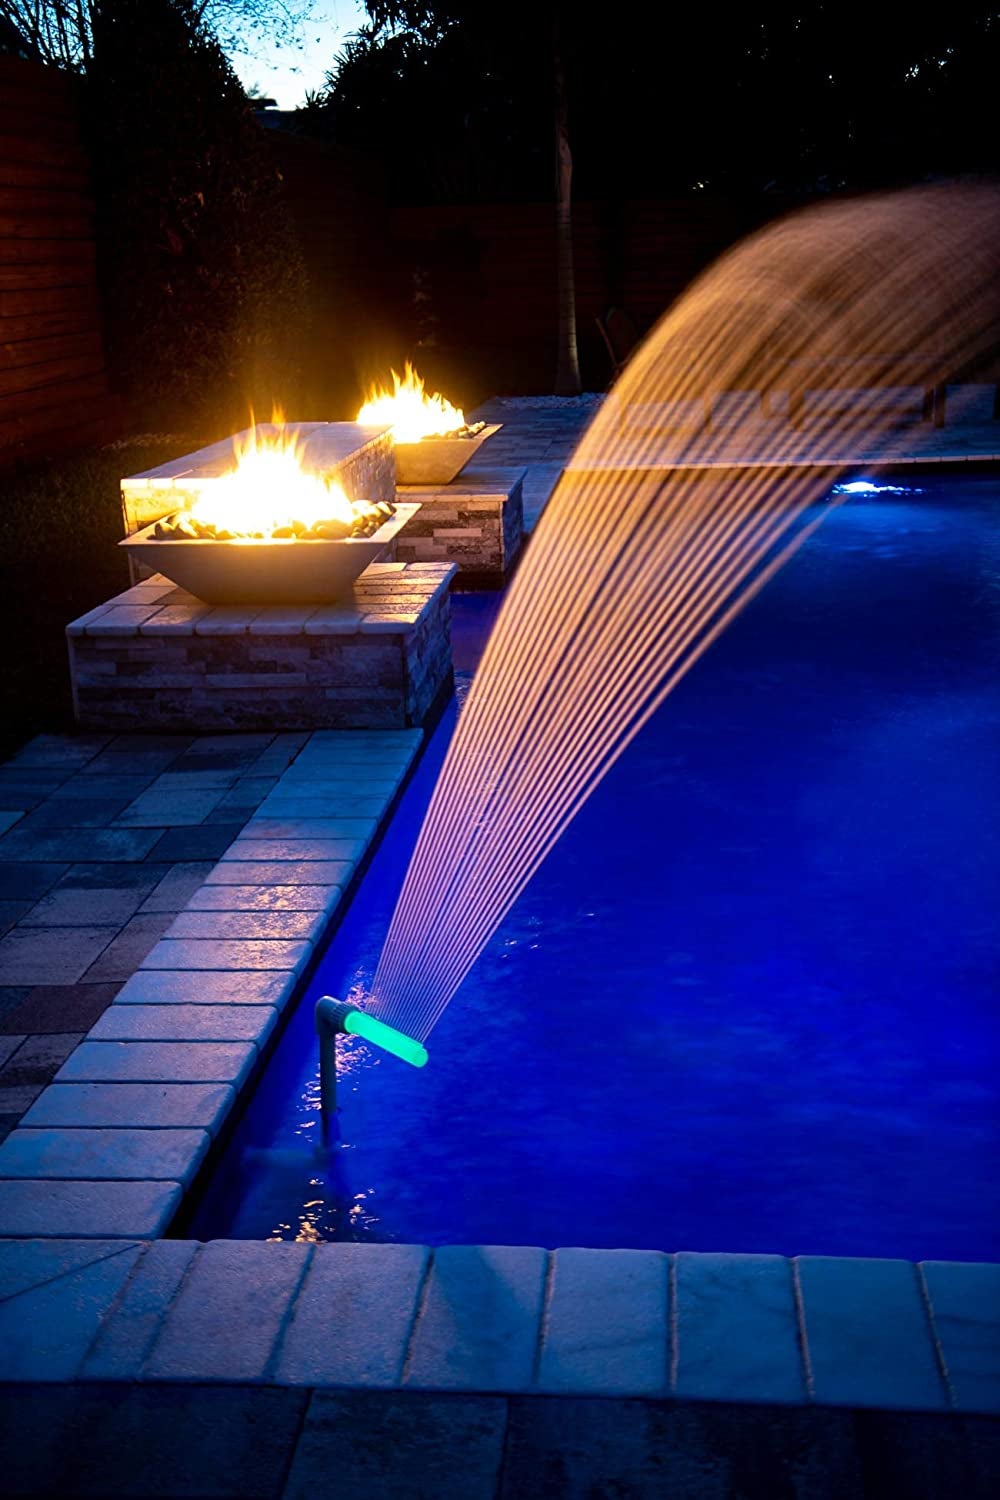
[[369, 186, 1000, 1045]]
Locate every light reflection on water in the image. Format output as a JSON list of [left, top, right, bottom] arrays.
[[263, 1033, 386, 1242], [188, 502, 1000, 1261]]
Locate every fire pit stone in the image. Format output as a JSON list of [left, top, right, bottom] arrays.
[[121, 422, 395, 538], [120, 503, 421, 605], [67, 561, 457, 731], [393, 423, 502, 485], [395, 466, 525, 584]]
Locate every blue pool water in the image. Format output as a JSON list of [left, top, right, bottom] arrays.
[[191, 476, 1000, 1259]]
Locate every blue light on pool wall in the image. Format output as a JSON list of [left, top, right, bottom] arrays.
[[191, 475, 1000, 1261]]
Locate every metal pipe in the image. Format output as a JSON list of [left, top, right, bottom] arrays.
[[315, 996, 428, 1145]]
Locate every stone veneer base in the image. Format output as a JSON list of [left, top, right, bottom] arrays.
[[66, 564, 456, 733], [397, 466, 525, 584]]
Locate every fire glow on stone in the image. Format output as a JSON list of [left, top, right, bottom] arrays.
[[357, 363, 471, 443]]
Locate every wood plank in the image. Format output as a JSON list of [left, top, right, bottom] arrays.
[[0, 62, 77, 109], [0, 56, 76, 94], [0, 329, 102, 372], [0, 130, 88, 171], [0, 186, 95, 217], [0, 95, 79, 132], [0, 239, 97, 273], [0, 349, 105, 398], [0, 284, 99, 318], [0, 305, 100, 343], [0, 158, 90, 192], [0, 263, 96, 296], [0, 208, 95, 240], [0, 370, 109, 421], [0, 116, 83, 159]]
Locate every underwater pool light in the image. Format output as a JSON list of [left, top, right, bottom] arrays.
[[833, 480, 918, 495]]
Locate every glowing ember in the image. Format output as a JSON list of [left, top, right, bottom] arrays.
[[357, 363, 483, 443], [150, 419, 393, 541]]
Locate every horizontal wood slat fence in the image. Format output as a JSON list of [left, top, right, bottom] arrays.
[[387, 196, 798, 397], [0, 56, 115, 467]]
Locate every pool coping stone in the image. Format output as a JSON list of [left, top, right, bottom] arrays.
[[0, 1239, 996, 1416]]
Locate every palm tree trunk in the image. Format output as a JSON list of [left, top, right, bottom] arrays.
[[553, 20, 580, 395]]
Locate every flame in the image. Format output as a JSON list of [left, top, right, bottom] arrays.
[[357, 363, 466, 443], [186, 415, 356, 538]]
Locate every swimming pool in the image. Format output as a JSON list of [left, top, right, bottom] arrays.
[[189, 474, 1000, 1260]]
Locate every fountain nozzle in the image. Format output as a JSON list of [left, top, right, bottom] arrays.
[[315, 996, 428, 1067], [315, 995, 427, 1144]]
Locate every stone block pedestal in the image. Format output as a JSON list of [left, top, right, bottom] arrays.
[[67, 563, 455, 732], [396, 467, 525, 585]]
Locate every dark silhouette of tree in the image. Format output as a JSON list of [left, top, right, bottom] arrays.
[[306, 3, 998, 392], [85, 0, 308, 429], [314, 4, 999, 198], [0, 0, 317, 69], [551, 9, 578, 393], [320, 1, 582, 393]]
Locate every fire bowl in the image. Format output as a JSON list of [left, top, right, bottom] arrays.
[[119, 503, 421, 605], [394, 423, 502, 485]]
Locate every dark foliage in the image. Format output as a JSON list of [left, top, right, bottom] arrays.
[[85, 0, 310, 433], [0, 436, 187, 752], [310, 3, 1000, 204]]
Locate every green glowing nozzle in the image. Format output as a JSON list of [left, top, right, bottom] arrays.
[[343, 1009, 428, 1068]]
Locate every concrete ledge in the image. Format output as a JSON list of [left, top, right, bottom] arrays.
[[404, 1244, 547, 1393], [673, 1251, 805, 1405], [920, 1261, 1000, 1414], [53, 1040, 258, 1086], [0, 1240, 144, 1378], [0, 1127, 210, 1184], [538, 1248, 669, 1396], [89, 1004, 279, 1046], [113, 969, 300, 1005], [0, 1182, 181, 1238], [796, 1256, 947, 1411], [0, 1241, 996, 1415], [275, 1241, 430, 1387], [19, 1082, 238, 1133], [144, 1240, 311, 1382]]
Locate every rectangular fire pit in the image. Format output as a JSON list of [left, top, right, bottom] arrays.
[[395, 466, 525, 585], [120, 504, 420, 605], [392, 423, 502, 485], [121, 422, 395, 538], [67, 562, 456, 732]]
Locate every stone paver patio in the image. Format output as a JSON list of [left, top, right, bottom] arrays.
[[0, 724, 425, 1236], [0, 394, 997, 1495], [0, 729, 301, 1138]]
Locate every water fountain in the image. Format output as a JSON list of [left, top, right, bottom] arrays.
[[317, 185, 1000, 1125]]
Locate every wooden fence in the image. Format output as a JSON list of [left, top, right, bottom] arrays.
[[387, 196, 788, 400], [0, 55, 114, 467]]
